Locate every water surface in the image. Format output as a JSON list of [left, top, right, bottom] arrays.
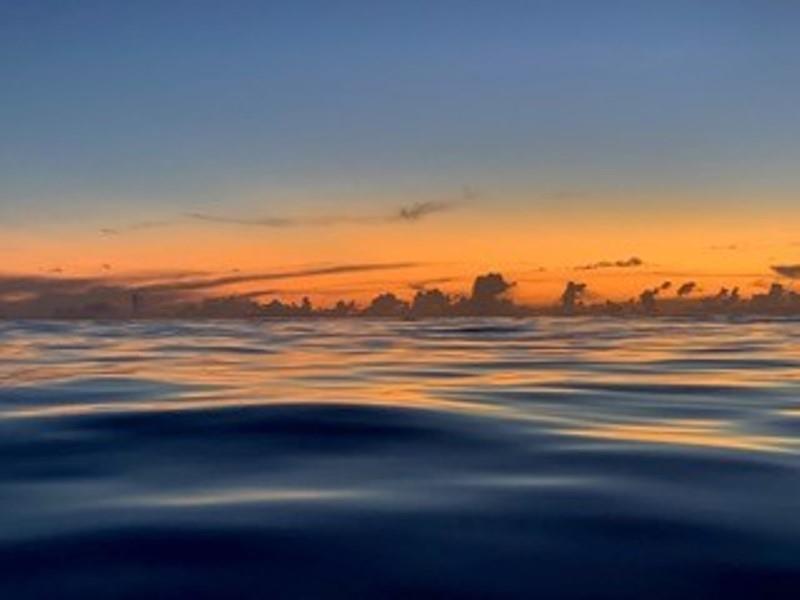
[[2, 318, 800, 598]]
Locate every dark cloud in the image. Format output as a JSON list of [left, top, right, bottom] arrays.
[[100, 220, 175, 236], [104, 188, 470, 235], [771, 264, 800, 279], [185, 200, 456, 230], [575, 257, 644, 271], [136, 263, 420, 294], [0, 262, 420, 318], [560, 281, 587, 314], [6, 267, 800, 319], [396, 201, 453, 222], [408, 276, 457, 292], [639, 288, 659, 313]]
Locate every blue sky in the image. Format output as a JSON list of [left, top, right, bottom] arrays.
[[1, 0, 799, 226]]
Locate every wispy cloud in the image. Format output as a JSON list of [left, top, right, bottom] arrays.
[[408, 276, 457, 291], [396, 201, 453, 222], [771, 264, 800, 279], [103, 192, 468, 235], [575, 257, 644, 271], [185, 212, 371, 227], [100, 220, 175, 236], [136, 262, 421, 294], [0, 262, 422, 318], [186, 200, 457, 229]]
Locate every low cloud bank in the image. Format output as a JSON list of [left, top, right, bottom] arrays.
[[575, 257, 643, 271], [104, 198, 461, 235], [2, 268, 799, 319]]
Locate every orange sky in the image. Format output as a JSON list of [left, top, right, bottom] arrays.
[[3, 202, 799, 307]]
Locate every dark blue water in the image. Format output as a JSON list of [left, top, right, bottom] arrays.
[[2, 318, 800, 598]]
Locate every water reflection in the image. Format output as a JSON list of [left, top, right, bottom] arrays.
[[1, 318, 800, 597]]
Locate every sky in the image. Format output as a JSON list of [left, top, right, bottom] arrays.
[[2, 0, 800, 305]]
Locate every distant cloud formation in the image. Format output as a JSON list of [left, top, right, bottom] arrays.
[[100, 220, 175, 236], [101, 189, 469, 235], [0, 262, 420, 318], [186, 200, 456, 229], [408, 276, 457, 291], [396, 201, 453, 222], [136, 263, 420, 294], [560, 281, 587, 314], [3, 267, 800, 319], [771, 264, 800, 279], [575, 257, 644, 271]]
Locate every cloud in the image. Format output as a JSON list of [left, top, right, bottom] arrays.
[[103, 187, 472, 235], [677, 281, 697, 297], [771, 264, 800, 279], [396, 201, 453, 222], [0, 262, 421, 318], [408, 276, 457, 292], [184, 213, 297, 227], [575, 257, 644, 271], [136, 262, 421, 294], [185, 200, 456, 230], [100, 220, 175, 236], [560, 281, 587, 313]]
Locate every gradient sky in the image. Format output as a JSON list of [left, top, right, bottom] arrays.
[[2, 1, 800, 304]]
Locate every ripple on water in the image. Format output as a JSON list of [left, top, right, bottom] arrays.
[[1, 318, 800, 598]]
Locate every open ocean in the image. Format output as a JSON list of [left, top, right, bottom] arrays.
[[2, 318, 800, 598]]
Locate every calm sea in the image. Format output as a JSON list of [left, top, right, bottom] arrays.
[[2, 318, 800, 598]]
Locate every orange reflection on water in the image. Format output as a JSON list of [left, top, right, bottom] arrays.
[[563, 419, 793, 454]]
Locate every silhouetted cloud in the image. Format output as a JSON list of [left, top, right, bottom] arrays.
[[100, 220, 175, 236], [771, 264, 800, 279], [575, 257, 644, 271], [7, 264, 800, 320], [364, 293, 409, 317], [396, 201, 453, 222], [104, 188, 471, 235], [0, 263, 420, 318], [638, 283, 672, 313], [408, 276, 456, 291], [185, 200, 456, 229], [410, 288, 451, 318], [560, 281, 587, 314], [467, 273, 516, 315], [136, 263, 420, 294]]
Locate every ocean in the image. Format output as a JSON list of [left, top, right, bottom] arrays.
[[1, 318, 800, 598]]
